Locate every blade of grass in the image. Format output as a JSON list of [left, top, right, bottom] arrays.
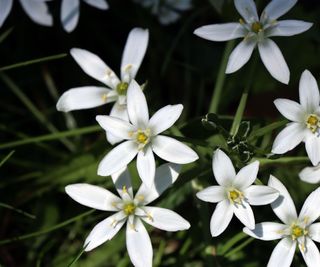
[[248, 120, 287, 141], [0, 202, 36, 219], [224, 237, 254, 258], [0, 27, 13, 44], [67, 245, 88, 267], [254, 156, 309, 166], [0, 150, 14, 167]]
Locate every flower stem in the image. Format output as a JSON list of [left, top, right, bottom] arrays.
[[254, 156, 309, 166]]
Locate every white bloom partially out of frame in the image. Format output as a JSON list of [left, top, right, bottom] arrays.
[[299, 165, 320, 184], [272, 70, 320, 166], [244, 175, 320, 267], [65, 163, 190, 267], [95, 80, 198, 187], [194, 0, 312, 84], [196, 149, 279, 237]]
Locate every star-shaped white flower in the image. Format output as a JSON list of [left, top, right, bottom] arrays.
[[194, 0, 312, 84], [56, 27, 149, 144], [61, 0, 109, 32], [272, 70, 320, 166], [95, 80, 198, 187], [299, 165, 320, 184], [244, 175, 320, 267], [0, 0, 53, 28], [196, 149, 279, 237], [65, 163, 190, 267]]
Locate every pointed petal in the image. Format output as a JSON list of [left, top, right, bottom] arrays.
[[226, 39, 256, 74], [0, 0, 12, 27], [273, 98, 305, 122], [61, 0, 79, 32], [267, 238, 296, 267], [258, 39, 289, 84], [84, 212, 126, 251], [111, 167, 133, 199], [305, 136, 320, 166], [268, 175, 297, 224], [299, 70, 320, 113], [98, 141, 138, 176], [148, 104, 183, 135], [83, 0, 109, 9], [309, 222, 320, 243], [65, 183, 121, 211], [126, 219, 153, 267], [243, 222, 287, 240], [21, 0, 53, 26], [244, 185, 279, 206], [193, 23, 245, 41], [271, 122, 306, 154], [267, 20, 312, 37], [299, 165, 320, 184], [300, 238, 320, 267], [233, 161, 259, 189], [121, 28, 149, 81], [298, 187, 320, 224], [234, 0, 258, 23], [196, 186, 226, 203], [210, 200, 234, 237], [152, 135, 198, 164], [263, 0, 297, 21], [233, 201, 255, 229], [212, 149, 235, 187], [137, 147, 155, 188]]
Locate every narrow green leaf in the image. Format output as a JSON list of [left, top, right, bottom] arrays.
[[0, 27, 13, 44], [67, 245, 87, 267], [0, 202, 36, 219], [0, 150, 14, 167]]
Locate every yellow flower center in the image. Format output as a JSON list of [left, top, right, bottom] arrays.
[[228, 189, 243, 204], [123, 203, 136, 216], [306, 114, 320, 134], [116, 82, 129, 95], [290, 224, 307, 240], [251, 22, 263, 33], [137, 132, 148, 144]]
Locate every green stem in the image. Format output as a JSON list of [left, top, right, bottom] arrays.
[[249, 120, 288, 141], [0, 202, 36, 219], [0, 150, 15, 167], [254, 156, 309, 166], [224, 237, 254, 258]]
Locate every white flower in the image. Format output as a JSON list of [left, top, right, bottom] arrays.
[[61, 0, 109, 32], [194, 0, 312, 84], [0, 0, 53, 27], [196, 149, 279, 237], [95, 80, 198, 187], [299, 165, 320, 184], [65, 163, 190, 267], [56, 27, 149, 144], [244, 175, 320, 267], [272, 70, 320, 166]]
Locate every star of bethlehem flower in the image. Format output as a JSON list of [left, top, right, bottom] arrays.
[[272, 70, 320, 166], [193, 0, 312, 84], [196, 149, 279, 237], [95, 80, 199, 187], [0, 0, 53, 28], [299, 165, 320, 184], [65, 163, 190, 267], [61, 0, 109, 32], [244, 175, 320, 267], [56, 27, 149, 144]]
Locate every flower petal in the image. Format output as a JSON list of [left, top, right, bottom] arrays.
[[0, 0, 12, 27], [65, 183, 121, 211], [196, 186, 226, 203], [111, 167, 133, 199], [126, 219, 153, 267], [193, 23, 245, 41], [141, 207, 190, 231], [152, 135, 198, 164], [267, 238, 296, 267], [212, 149, 236, 187], [258, 38, 289, 84], [83, 0, 109, 9], [61, 0, 79, 32], [244, 185, 279, 206], [299, 165, 320, 184], [98, 141, 138, 176], [273, 98, 305, 122], [267, 20, 312, 37], [243, 222, 287, 241], [298, 187, 320, 224], [121, 28, 149, 81], [226, 39, 256, 74], [299, 70, 320, 113], [210, 199, 234, 237], [299, 238, 320, 267], [308, 222, 320, 243], [148, 104, 183, 135], [305, 136, 320, 166], [268, 175, 297, 224], [233, 201, 255, 229], [233, 160, 259, 189], [84, 212, 126, 251], [21, 0, 53, 26], [263, 0, 297, 21], [234, 0, 258, 23], [137, 147, 155, 188]]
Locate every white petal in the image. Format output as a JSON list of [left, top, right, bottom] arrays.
[[121, 28, 149, 81], [273, 98, 305, 122], [84, 212, 126, 251], [136, 163, 181, 205], [0, 0, 12, 27], [299, 237, 320, 267], [226, 39, 256, 74], [137, 147, 155, 188], [234, 0, 258, 23], [61, 0, 79, 32], [148, 104, 183, 135], [299, 70, 320, 113], [233, 160, 259, 189], [96, 115, 136, 140], [212, 149, 235, 187], [70, 48, 119, 87], [263, 0, 297, 21], [98, 141, 138, 176], [267, 20, 312, 37], [298, 187, 320, 225], [65, 183, 121, 211], [258, 39, 289, 84], [127, 80, 149, 128], [233, 201, 255, 229], [271, 122, 306, 154], [20, 0, 53, 26], [196, 186, 226, 203], [152, 135, 198, 164], [299, 165, 320, 184], [268, 175, 298, 224], [244, 185, 279, 206], [193, 23, 245, 41], [111, 167, 133, 199], [305, 136, 320, 166], [83, 0, 109, 9], [243, 222, 287, 241], [126, 219, 153, 267], [141, 207, 190, 231], [267, 238, 296, 267], [210, 200, 234, 237], [308, 222, 320, 243]]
